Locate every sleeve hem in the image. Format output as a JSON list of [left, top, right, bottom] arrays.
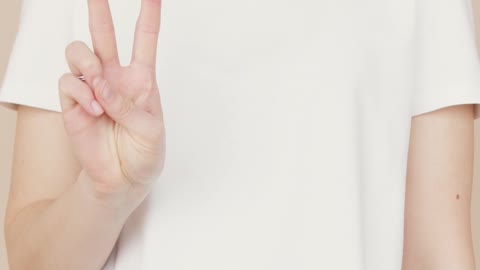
[[0, 84, 62, 113], [411, 99, 480, 120]]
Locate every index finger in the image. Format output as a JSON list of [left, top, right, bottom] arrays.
[[88, 0, 120, 66], [131, 0, 162, 68]]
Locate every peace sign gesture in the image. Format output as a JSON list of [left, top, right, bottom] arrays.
[[89, 0, 160, 68], [58, 0, 166, 202]]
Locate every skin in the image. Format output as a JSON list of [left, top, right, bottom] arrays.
[[5, 0, 165, 269], [3, 1, 477, 269], [402, 104, 476, 270]]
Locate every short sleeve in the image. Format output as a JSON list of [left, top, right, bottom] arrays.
[[0, 0, 74, 112], [412, 0, 480, 119]]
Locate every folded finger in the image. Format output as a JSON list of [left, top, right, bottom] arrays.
[[65, 41, 104, 89], [59, 73, 104, 116]]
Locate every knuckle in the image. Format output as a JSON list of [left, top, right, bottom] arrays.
[[81, 58, 102, 73], [89, 22, 115, 33], [136, 23, 160, 35], [65, 41, 85, 59], [58, 73, 72, 91], [144, 0, 161, 5]]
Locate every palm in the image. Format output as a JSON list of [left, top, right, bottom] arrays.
[[61, 0, 165, 195]]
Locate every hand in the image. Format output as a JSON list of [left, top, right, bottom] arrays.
[[58, 0, 165, 202]]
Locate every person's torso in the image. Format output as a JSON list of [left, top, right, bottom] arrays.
[[71, 1, 415, 269]]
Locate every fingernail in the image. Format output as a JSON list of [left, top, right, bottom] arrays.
[[102, 84, 114, 102], [90, 100, 104, 115]]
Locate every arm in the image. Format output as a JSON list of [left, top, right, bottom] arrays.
[[4, 0, 165, 269], [402, 104, 476, 270], [4, 106, 129, 269]]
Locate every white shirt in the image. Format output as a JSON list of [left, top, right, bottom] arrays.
[[2, 0, 480, 269]]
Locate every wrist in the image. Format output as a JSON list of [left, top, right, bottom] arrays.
[[77, 170, 150, 216]]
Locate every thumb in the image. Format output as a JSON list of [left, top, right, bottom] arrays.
[[95, 81, 145, 131], [94, 81, 154, 137], [96, 82, 134, 123]]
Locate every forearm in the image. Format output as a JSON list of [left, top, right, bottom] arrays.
[[5, 170, 134, 270]]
